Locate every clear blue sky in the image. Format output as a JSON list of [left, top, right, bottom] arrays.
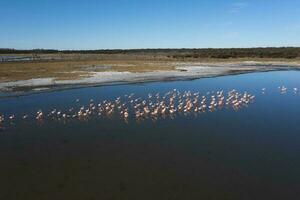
[[1, 0, 300, 49]]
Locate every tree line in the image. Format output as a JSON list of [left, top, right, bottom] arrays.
[[1, 47, 300, 59]]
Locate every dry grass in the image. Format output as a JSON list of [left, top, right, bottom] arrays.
[[0, 61, 88, 81], [0, 59, 175, 82], [1, 54, 300, 82]]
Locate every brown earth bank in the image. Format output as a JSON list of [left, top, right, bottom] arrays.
[[1, 53, 300, 94]]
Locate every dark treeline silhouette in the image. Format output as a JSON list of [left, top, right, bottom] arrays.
[[1, 47, 300, 59]]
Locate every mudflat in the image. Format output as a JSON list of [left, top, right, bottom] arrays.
[[1, 52, 300, 93]]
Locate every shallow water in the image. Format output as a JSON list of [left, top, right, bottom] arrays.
[[0, 71, 300, 199]]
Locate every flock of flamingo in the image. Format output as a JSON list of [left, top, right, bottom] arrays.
[[0, 86, 298, 130]]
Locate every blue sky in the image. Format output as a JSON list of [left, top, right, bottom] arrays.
[[1, 0, 300, 49]]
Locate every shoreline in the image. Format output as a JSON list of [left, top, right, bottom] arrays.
[[1, 61, 300, 97]]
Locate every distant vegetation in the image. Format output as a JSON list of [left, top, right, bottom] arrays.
[[1, 47, 300, 59]]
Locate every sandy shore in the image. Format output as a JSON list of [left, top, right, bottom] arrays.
[[1, 61, 300, 95]]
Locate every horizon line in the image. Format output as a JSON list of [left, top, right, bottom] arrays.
[[1, 46, 300, 51]]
